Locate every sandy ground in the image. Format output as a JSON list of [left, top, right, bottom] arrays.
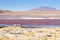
[[0, 26, 60, 40]]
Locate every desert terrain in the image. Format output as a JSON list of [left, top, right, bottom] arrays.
[[0, 7, 60, 40], [0, 26, 60, 40]]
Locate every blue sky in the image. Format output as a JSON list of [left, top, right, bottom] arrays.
[[0, 0, 60, 11]]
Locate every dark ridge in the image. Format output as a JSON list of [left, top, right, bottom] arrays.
[[0, 9, 12, 13], [0, 10, 4, 13]]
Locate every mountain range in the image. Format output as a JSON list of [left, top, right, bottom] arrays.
[[0, 7, 60, 17]]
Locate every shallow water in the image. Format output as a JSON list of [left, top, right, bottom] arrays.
[[0, 24, 60, 28]]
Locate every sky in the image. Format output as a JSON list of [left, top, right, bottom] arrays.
[[0, 0, 60, 11]]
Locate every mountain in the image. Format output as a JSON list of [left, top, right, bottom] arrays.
[[28, 7, 58, 12], [0, 10, 12, 13], [0, 7, 60, 16]]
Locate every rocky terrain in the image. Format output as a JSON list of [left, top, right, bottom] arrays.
[[0, 26, 60, 40]]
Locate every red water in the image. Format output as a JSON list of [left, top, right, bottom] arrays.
[[0, 19, 60, 25]]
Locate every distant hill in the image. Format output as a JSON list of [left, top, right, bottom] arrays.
[[0, 10, 12, 13], [0, 7, 60, 16], [28, 7, 58, 12]]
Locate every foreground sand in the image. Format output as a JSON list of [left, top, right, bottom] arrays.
[[0, 26, 60, 40]]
